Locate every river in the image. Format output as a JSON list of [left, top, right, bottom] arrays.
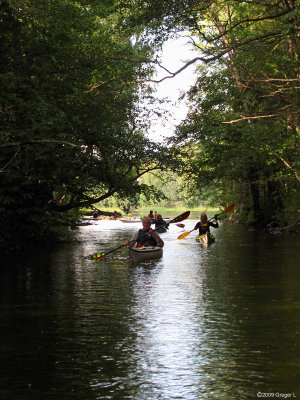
[[1, 213, 299, 400]]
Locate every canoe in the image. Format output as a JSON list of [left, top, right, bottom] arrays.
[[196, 232, 215, 245], [128, 246, 163, 263]]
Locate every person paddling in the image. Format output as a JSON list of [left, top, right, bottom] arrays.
[[194, 213, 219, 235], [124, 217, 164, 248], [155, 214, 168, 229]]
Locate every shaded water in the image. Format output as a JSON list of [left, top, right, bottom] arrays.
[[1, 215, 299, 400]]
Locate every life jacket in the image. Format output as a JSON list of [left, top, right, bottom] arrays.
[[199, 222, 210, 234], [136, 229, 157, 247]]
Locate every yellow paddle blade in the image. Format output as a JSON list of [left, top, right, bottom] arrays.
[[177, 230, 192, 240]]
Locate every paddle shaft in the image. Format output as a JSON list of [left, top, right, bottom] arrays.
[[102, 243, 126, 257], [208, 209, 227, 222], [93, 239, 136, 259]]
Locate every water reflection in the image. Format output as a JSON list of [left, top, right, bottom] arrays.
[[126, 255, 207, 399], [0, 219, 299, 399]]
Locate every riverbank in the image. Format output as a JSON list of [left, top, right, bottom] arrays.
[[75, 204, 300, 237], [82, 206, 219, 218]]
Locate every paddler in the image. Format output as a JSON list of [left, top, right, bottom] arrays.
[[148, 210, 154, 219], [194, 213, 219, 235], [93, 209, 99, 218], [155, 214, 168, 229], [124, 216, 164, 248]]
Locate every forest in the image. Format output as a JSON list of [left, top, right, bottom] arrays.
[[1, 0, 299, 255]]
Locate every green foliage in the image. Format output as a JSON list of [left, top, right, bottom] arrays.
[[167, 0, 300, 228], [98, 169, 209, 212], [1, 0, 299, 257], [0, 0, 175, 254]]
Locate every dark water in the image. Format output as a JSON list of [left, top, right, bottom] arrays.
[[1, 215, 299, 400]]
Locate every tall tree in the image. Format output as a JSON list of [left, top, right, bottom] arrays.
[[0, 0, 175, 253], [139, 0, 300, 227]]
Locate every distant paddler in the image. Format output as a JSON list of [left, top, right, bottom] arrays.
[[93, 209, 99, 218], [178, 204, 234, 241], [154, 214, 168, 232], [148, 210, 155, 219]]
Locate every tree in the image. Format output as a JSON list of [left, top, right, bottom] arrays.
[[0, 0, 175, 253], [138, 0, 300, 227]]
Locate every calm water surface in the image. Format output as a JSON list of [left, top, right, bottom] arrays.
[[1, 214, 299, 400]]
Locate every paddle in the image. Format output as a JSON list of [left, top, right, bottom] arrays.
[[177, 204, 235, 240], [91, 210, 190, 260], [157, 222, 185, 229], [165, 211, 190, 227], [91, 241, 133, 260]]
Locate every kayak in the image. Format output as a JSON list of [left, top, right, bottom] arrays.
[[121, 218, 171, 224], [128, 246, 163, 263], [83, 216, 112, 220], [196, 232, 215, 245], [155, 225, 168, 233], [120, 218, 141, 223]]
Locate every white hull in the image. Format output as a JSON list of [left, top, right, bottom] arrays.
[[120, 218, 141, 223], [129, 246, 163, 263]]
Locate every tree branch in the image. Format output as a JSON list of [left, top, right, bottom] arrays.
[[0, 143, 21, 173], [0, 139, 78, 148], [49, 189, 117, 211], [0, 140, 79, 173]]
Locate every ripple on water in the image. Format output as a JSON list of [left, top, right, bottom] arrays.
[[1, 220, 300, 399]]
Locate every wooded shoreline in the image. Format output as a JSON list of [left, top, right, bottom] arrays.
[[1, 1, 299, 255]]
